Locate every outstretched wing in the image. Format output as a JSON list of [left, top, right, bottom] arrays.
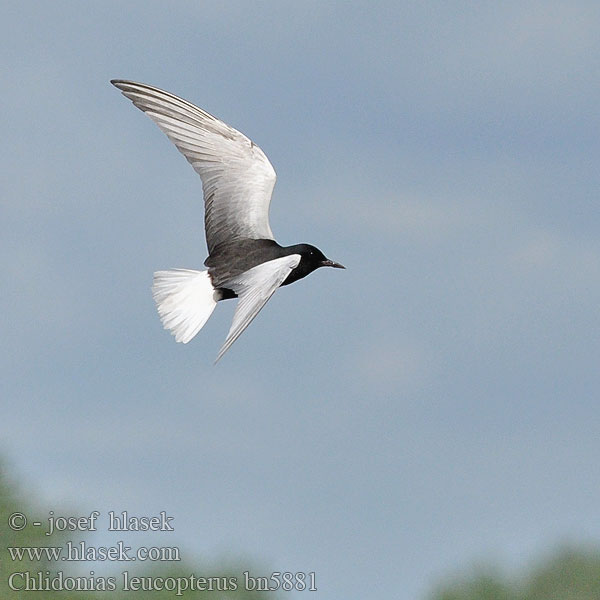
[[111, 80, 276, 253], [215, 254, 301, 362]]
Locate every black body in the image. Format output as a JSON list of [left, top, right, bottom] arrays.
[[205, 238, 340, 298]]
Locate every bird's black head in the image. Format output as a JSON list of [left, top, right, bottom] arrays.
[[281, 243, 345, 286]]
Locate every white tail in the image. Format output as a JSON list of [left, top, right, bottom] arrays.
[[152, 269, 218, 343]]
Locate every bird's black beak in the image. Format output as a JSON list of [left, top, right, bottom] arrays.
[[321, 259, 345, 269]]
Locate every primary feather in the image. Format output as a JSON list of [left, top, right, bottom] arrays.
[[215, 254, 301, 363]]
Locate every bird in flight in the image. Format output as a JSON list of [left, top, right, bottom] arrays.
[[111, 80, 344, 362]]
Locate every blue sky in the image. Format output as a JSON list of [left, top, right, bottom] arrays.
[[2, 2, 600, 599]]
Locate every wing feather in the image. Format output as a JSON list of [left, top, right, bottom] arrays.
[[112, 80, 276, 252], [215, 254, 301, 362]]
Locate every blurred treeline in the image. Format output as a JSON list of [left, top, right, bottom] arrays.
[[428, 547, 600, 600], [0, 458, 269, 599], [2, 457, 600, 599]]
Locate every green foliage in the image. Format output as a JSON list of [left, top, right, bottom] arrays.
[[0, 459, 77, 599], [521, 547, 600, 600], [429, 547, 600, 600], [431, 570, 514, 600]]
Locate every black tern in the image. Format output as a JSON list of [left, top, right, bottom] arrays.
[[111, 80, 344, 361]]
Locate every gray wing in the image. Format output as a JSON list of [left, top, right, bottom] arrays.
[[111, 80, 276, 253], [215, 254, 301, 362]]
